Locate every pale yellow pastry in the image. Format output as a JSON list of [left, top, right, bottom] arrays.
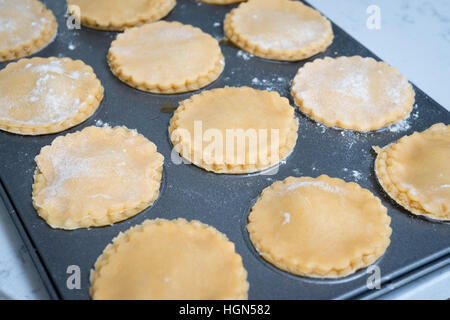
[[90, 218, 249, 300], [0, 57, 103, 135], [374, 123, 450, 221], [0, 0, 57, 62], [32, 126, 164, 230], [169, 87, 299, 174], [247, 175, 392, 278], [108, 21, 224, 94], [67, 0, 176, 31], [198, 0, 244, 4], [291, 56, 415, 132], [224, 0, 333, 61]]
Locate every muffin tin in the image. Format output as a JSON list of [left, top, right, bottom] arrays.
[[0, 0, 449, 299]]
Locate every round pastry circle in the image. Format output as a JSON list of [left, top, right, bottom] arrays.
[[32, 126, 164, 230], [375, 123, 450, 221], [0, 57, 104, 135], [291, 56, 415, 132], [224, 0, 333, 61], [108, 21, 224, 94], [66, 0, 176, 31], [169, 87, 299, 174], [90, 218, 249, 300], [247, 175, 392, 278], [0, 0, 57, 62], [198, 0, 244, 4]]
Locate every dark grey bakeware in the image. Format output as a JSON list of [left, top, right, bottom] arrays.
[[0, 0, 449, 300]]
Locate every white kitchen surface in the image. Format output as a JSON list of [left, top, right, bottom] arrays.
[[0, 0, 449, 300], [309, 0, 450, 110]]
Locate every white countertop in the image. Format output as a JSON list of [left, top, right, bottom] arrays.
[[309, 0, 450, 109], [0, 0, 449, 300]]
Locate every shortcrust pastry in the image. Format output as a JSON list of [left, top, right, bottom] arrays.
[[374, 123, 450, 221], [0, 0, 57, 62], [224, 0, 333, 61], [32, 126, 164, 229], [169, 87, 299, 173], [291, 56, 415, 131], [0, 57, 103, 135], [90, 218, 249, 299], [247, 175, 392, 278]]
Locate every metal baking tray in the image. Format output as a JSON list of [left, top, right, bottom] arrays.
[[0, 0, 449, 300]]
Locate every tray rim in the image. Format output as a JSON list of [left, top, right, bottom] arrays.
[[1, 0, 449, 300]]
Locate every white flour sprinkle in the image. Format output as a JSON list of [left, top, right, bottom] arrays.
[[351, 170, 362, 181], [412, 104, 419, 119], [340, 130, 357, 149], [236, 50, 253, 61], [36, 148, 144, 202], [31, 61, 80, 79], [213, 22, 220, 27], [282, 213, 291, 225], [0, 60, 88, 124], [316, 122, 327, 133], [375, 104, 418, 133], [95, 119, 109, 127], [249, 13, 323, 50], [250, 76, 288, 91], [286, 180, 343, 194], [388, 118, 411, 132], [251, 77, 262, 85], [68, 42, 76, 50], [0, 19, 17, 32], [342, 168, 363, 181]]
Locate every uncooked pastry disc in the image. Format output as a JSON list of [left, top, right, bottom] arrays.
[[66, 0, 176, 31], [291, 56, 415, 131], [108, 21, 225, 94], [374, 123, 450, 221], [224, 0, 333, 61], [32, 126, 164, 229], [90, 218, 249, 299], [247, 175, 392, 278]]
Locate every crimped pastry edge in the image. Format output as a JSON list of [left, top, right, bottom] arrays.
[[247, 175, 392, 278], [31, 126, 164, 229], [374, 123, 450, 221], [90, 218, 249, 300]]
